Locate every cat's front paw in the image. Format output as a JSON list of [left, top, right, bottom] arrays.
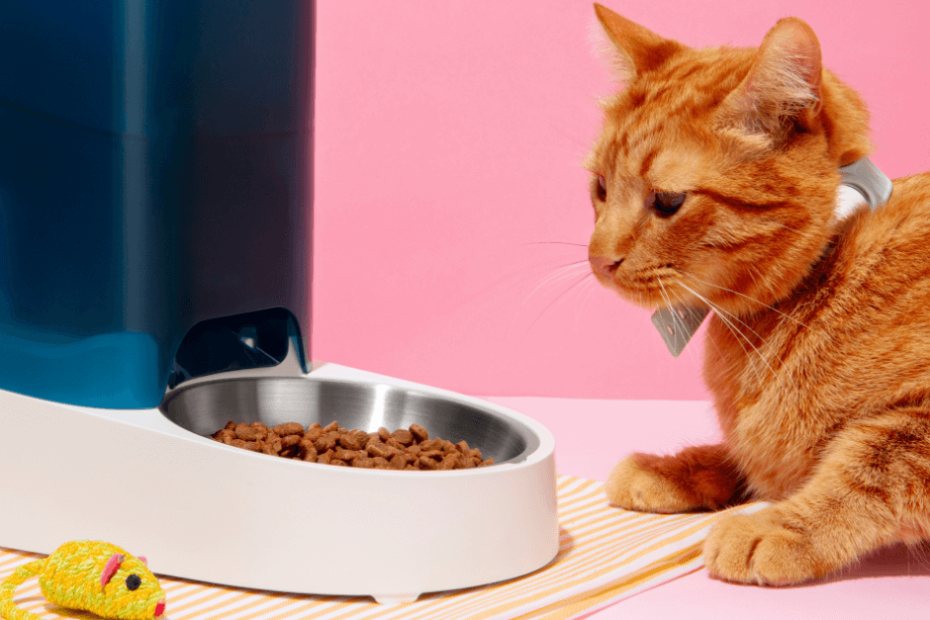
[[704, 509, 830, 586], [605, 454, 703, 513]]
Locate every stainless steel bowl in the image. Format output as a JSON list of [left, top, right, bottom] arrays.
[[160, 376, 540, 465]]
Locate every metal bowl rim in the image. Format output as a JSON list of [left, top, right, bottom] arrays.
[[160, 375, 551, 471]]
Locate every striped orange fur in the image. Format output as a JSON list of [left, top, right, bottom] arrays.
[[588, 3, 930, 585]]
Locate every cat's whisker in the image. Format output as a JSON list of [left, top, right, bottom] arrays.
[[548, 122, 597, 153], [715, 313, 766, 384], [679, 271, 811, 330], [665, 282, 703, 364], [686, 283, 799, 390], [748, 264, 783, 311], [679, 283, 780, 384], [524, 271, 593, 336], [520, 261, 592, 308], [574, 276, 601, 332], [655, 280, 678, 350], [520, 241, 589, 248], [506, 261, 592, 340], [441, 243, 590, 314], [677, 281, 765, 381], [657, 277, 690, 354], [766, 221, 803, 234]]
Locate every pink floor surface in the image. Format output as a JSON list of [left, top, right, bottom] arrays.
[[485, 397, 930, 620]]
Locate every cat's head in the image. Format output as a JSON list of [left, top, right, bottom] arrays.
[[586, 4, 871, 316]]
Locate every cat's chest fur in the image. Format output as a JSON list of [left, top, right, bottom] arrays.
[[701, 173, 930, 500]]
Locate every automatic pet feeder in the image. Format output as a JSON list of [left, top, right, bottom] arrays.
[[0, 1, 558, 603]]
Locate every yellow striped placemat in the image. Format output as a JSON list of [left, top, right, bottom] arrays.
[[0, 476, 764, 620]]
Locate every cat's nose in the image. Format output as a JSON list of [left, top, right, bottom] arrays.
[[590, 255, 624, 278]]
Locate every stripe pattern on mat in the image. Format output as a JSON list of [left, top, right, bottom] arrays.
[[0, 476, 764, 620]]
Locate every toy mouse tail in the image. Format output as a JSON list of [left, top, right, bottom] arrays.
[[0, 559, 46, 620]]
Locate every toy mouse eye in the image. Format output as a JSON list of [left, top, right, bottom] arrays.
[[126, 574, 141, 591]]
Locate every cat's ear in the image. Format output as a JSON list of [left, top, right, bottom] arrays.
[[593, 4, 684, 80], [716, 17, 823, 144]]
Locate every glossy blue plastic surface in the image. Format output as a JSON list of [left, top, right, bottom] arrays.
[[0, 1, 312, 408]]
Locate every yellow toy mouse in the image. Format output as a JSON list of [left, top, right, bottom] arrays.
[[0, 541, 166, 620]]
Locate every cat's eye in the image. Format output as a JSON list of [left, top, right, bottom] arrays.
[[595, 175, 607, 202], [649, 191, 686, 217]]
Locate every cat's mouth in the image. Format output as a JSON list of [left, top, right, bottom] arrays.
[[600, 276, 688, 310], [590, 262, 698, 311]]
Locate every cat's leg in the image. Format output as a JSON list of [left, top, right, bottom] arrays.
[[605, 444, 747, 513], [704, 408, 930, 585]]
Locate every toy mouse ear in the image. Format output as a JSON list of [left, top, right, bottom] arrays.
[[101, 554, 125, 587], [138, 556, 148, 566]]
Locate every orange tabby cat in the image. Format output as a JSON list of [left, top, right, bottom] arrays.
[[587, 3, 930, 586]]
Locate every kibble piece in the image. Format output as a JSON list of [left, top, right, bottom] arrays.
[[340, 430, 369, 450], [224, 421, 237, 431], [333, 449, 361, 462], [365, 443, 385, 458], [418, 439, 442, 452], [377, 427, 392, 442], [352, 457, 374, 468], [313, 432, 338, 452], [389, 454, 406, 470], [420, 450, 443, 460], [212, 429, 236, 443], [235, 424, 260, 441], [249, 422, 269, 440], [372, 456, 390, 469], [385, 438, 406, 450], [274, 422, 304, 437], [391, 429, 414, 446], [317, 449, 334, 465], [418, 456, 439, 470], [330, 459, 348, 467], [480, 458, 495, 467], [280, 446, 299, 459], [409, 424, 429, 442], [439, 455, 459, 470], [367, 442, 399, 459], [305, 424, 323, 442], [455, 441, 470, 454], [298, 440, 318, 461], [261, 438, 282, 456], [324, 421, 341, 433], [281, 435, 302, 449], [406, 445, 422, 456], [441, 441, 457, 454], [231, 439, 260, 452]]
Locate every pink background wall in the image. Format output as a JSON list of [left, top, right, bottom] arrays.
[[312, 0, 930, 400]]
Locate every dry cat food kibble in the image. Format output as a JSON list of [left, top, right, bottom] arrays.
[[211, 420, 494, 470]]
